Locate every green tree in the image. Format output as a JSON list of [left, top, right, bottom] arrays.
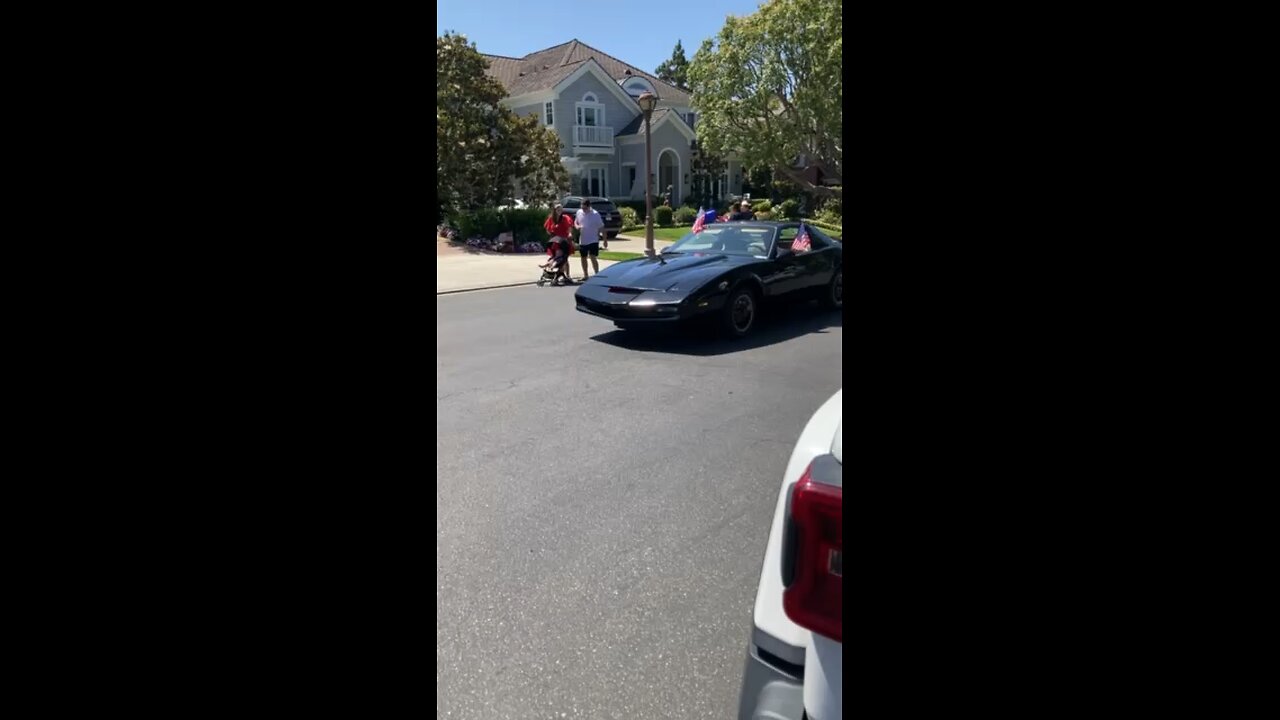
[[654, 39, 690, 90], [437, 32, 568, 218], [687, 0, 842, 198]]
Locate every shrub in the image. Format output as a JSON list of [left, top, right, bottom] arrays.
[[654, 205, 674, 227], [455, 209, 502, 241], [673, 206, 697, 225], [611, 200, 649, 217], [751, 199, 772, 213], [816, 207, 842, 228], [452, 207, 551, 246], [754, 210, 773, 220], [778, 199, 800, 219], [619, 206, 639, 229], [818, 195, 841, 220]]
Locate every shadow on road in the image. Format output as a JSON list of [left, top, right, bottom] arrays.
[[589, 303, 842, 356]]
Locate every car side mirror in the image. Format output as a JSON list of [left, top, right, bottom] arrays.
[[775, 247, 793, 258]]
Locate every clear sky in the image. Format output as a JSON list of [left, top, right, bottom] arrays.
[[436, 0, 764, 78]]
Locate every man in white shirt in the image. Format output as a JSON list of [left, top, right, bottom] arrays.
[[574, 199, 608, 280]]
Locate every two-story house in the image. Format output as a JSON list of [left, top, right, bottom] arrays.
[[482, 39, 744, 206]]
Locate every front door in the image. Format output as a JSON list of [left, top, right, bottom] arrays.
[[579, 167, 608, 197]]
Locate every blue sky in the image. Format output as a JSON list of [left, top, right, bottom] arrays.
[[436, 0, 764, 78]]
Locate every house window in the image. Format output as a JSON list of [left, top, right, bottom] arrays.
[[621, 77, 655, 98], [544, 101, 553, 125], [627, 166, 637, 194], [576, 104, 603, 127], [576, 93, 605, 129]]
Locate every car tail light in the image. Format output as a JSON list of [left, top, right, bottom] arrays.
[[781, 455, 842, 643]]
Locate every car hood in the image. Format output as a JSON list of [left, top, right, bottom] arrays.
[[587, 253, 759, 291]]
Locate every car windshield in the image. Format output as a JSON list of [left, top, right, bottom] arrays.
[[662, 226, 774, 257], [593, 201, 616, 213]]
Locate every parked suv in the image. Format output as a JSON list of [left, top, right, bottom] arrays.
[[738, 388, 843, 720], [561, 196, 623, 239]]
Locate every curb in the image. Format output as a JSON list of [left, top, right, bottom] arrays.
[[437, 281, 540, 295]]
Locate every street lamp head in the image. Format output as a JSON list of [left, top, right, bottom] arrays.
[[637, 91, 657, 116]]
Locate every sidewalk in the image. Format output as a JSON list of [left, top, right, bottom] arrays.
[[437, 236, 621, 294]]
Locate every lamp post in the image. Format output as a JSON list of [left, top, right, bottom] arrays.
[[637, 91, 658, 257]]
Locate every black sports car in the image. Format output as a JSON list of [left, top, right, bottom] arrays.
[[574, 221, 842, 336]]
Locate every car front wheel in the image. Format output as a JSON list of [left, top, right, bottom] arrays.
[[822, 269, 843, 310], [722, 286, 758, 337]]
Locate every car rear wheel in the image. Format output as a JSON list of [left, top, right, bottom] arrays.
[[822, 269, 843, 310], [722, 286, 758, 337]]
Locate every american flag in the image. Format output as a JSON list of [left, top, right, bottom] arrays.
[[792, 224, 812, 252], [692, 207, 706, 234]]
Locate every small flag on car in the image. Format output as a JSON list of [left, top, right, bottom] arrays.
[[692, 207, 706, 234], [793, 223, 812, 253]]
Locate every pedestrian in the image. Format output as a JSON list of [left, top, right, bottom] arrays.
[[574, 198, 607, 281], [544, 204, 576, 281], [729, 200, 755, 221]]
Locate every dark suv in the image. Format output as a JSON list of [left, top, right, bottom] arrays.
[[562, 196, 623, 239]]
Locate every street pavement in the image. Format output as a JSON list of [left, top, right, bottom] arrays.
[[436, 285, 843, 719]]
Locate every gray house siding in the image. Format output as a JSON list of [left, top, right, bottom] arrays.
[[558, 72, 639, 145], [501, 66, 707, 203], [618, 142, 646, 198], [510, 100, 571, 155], [645, 119, 694, 205]]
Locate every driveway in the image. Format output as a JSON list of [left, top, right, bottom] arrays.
[[436, 285, 842, 718]]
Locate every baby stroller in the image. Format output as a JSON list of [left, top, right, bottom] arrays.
[[536, 238, 573, 286]]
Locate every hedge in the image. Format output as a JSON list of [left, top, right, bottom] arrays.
[[452, 207, 553, 245], [802, 217, 843, 237]]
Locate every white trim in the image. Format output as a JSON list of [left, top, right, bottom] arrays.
[[657, 146, 681, 205], [620, 76, 656, 97], [616, 110, 696, 145], [577, 163, 610, 198], [658, 111, 697, 142], [574, 100, 605, 128], [555, 59, 642, 113], [581, 92, 597, 102], [502, 87, 558, 106]]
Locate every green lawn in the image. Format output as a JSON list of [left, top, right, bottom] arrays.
[[600, 251, 645, 261], [619, 226, 693, 242]]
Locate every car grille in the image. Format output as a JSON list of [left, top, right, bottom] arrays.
[[577, 297, 678, 319]]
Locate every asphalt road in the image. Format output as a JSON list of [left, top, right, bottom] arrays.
[[436, 285, 842, 719]]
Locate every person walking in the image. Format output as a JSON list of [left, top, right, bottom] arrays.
[[574, 198, 607, 281], [543, 203, 577, 284]]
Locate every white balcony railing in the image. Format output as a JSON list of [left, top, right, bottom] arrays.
[[573, 124, 613, 146]]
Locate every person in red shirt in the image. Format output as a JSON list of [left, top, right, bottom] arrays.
[[543, 204, 575, 285]]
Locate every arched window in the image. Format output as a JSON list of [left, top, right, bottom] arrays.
[[575, 92, 606, 131], [620, 76, 655, 98]]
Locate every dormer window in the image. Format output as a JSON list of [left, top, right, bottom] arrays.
[[620, 76, 655, 98]]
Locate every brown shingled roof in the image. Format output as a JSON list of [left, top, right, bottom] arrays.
[[481, 39, 693, 107]]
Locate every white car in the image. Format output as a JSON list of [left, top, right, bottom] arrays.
[[738, 389, 842, 720]]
